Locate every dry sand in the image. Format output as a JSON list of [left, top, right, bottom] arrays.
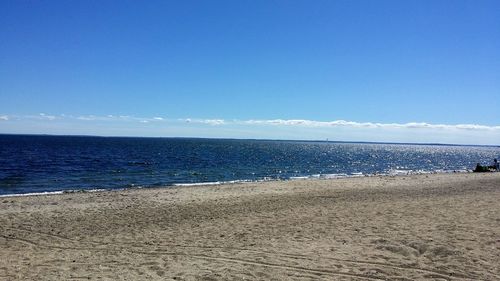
[[1, 173, 499, 280]]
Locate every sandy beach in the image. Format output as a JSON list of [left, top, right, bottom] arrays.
[[1, 173, 499, 280]]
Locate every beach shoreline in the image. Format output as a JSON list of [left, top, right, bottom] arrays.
[[0, 169, 474, 198], [1, 173, 499, 280]]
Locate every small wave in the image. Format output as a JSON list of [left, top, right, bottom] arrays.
[[290, 173, 355, 180], [289, 176, 309, 180], [0, 191, 65, 198], [173, 182, 223, 187], [173, 179, 252, 187], [0, 188, 111, 198], [388, 169, 413, 176], [127, 161, 153, 166], [0, 169, 473, 197], [387, 169, 470, 176], [322, 173, 349, 179], [434, 169, 470, 173], [63, 188, 108, 193]]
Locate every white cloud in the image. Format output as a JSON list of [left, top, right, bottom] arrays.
[[39, 113, 56, 120], [77, 115, 139, 122], [200, 119, 225, 125], [77, 115, 98, 121], [7, 113, 500, 132], [243, 119, 500, 131], [180, 118, 225, 125], [76, 114, 167, 123]]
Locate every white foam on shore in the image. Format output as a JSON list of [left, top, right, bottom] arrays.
[[173, 181, 225, 187], [0, 191, 65, 198], [0, 169, 473, 198], [289, 169, 472, 182], [0, 188, 109, 198], [173, 179, 253, 187], [387, 169, 469, 176], [289, 176, 309, 180], [65, 188, 108, 193]]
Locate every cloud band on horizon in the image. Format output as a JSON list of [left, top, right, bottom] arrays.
[[242, 119, 500, 131], [1, 114, 500, 131]]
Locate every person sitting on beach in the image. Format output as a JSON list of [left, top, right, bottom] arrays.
[[477, 159, 500, 172], [474, 163, 487, 172]]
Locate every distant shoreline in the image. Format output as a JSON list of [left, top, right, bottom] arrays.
[[1, 133, 499, 147]]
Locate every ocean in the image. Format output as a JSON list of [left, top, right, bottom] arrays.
[[0, 134, 499, 196]]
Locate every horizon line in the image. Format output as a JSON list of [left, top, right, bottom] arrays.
[[1, 132, 499, 148]]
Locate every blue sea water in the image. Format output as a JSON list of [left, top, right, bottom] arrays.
[[0, 135, 499, 196]]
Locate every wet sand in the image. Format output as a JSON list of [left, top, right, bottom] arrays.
[[1, 173, 499, 280]]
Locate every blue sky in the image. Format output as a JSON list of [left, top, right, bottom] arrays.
[[1, 0, 499, 144]]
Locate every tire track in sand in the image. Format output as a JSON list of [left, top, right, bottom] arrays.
[[139, 243, 471, 280], [0, 228, 481, 280], [131, 249, 386, 281]]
